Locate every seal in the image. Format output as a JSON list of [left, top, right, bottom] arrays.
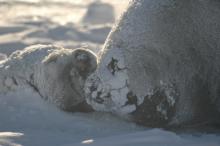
[[84, 0, 220, 129], [0, 44, 97, 112]]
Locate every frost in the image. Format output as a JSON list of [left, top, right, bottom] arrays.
[[85, 0, 220, 127], [0, 44, 97, 111], [85, 47, 132, 114]]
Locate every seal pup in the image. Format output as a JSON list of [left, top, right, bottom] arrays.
[[0, 44, 97, 112]]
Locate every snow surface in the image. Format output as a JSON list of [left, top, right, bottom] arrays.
[[0, 0, 220, 146], [1, 88, 220, 146]]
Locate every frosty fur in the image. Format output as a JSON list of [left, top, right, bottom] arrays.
[[0, 44, 97, 111], [85, 0, 220, 128]]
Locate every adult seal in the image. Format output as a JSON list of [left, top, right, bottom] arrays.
[[84, 0, 220, 129]]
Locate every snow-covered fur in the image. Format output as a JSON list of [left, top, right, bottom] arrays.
[[0, 44, 97, 111], [84, 0, 220, 128]]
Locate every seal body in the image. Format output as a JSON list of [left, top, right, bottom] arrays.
[[84, 0, 220, 128], [0, 44, 97, 112]]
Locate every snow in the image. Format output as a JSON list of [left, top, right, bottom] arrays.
[[0, 53, 7, 61], [69, 129, 220, 146], [0, 88, 220, 146], [82, 1, 115, 25], [0, 0, 220, 146], [0, 87, 143, 146]]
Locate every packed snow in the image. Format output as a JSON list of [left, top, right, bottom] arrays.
[[0, 0, 219, 146]]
